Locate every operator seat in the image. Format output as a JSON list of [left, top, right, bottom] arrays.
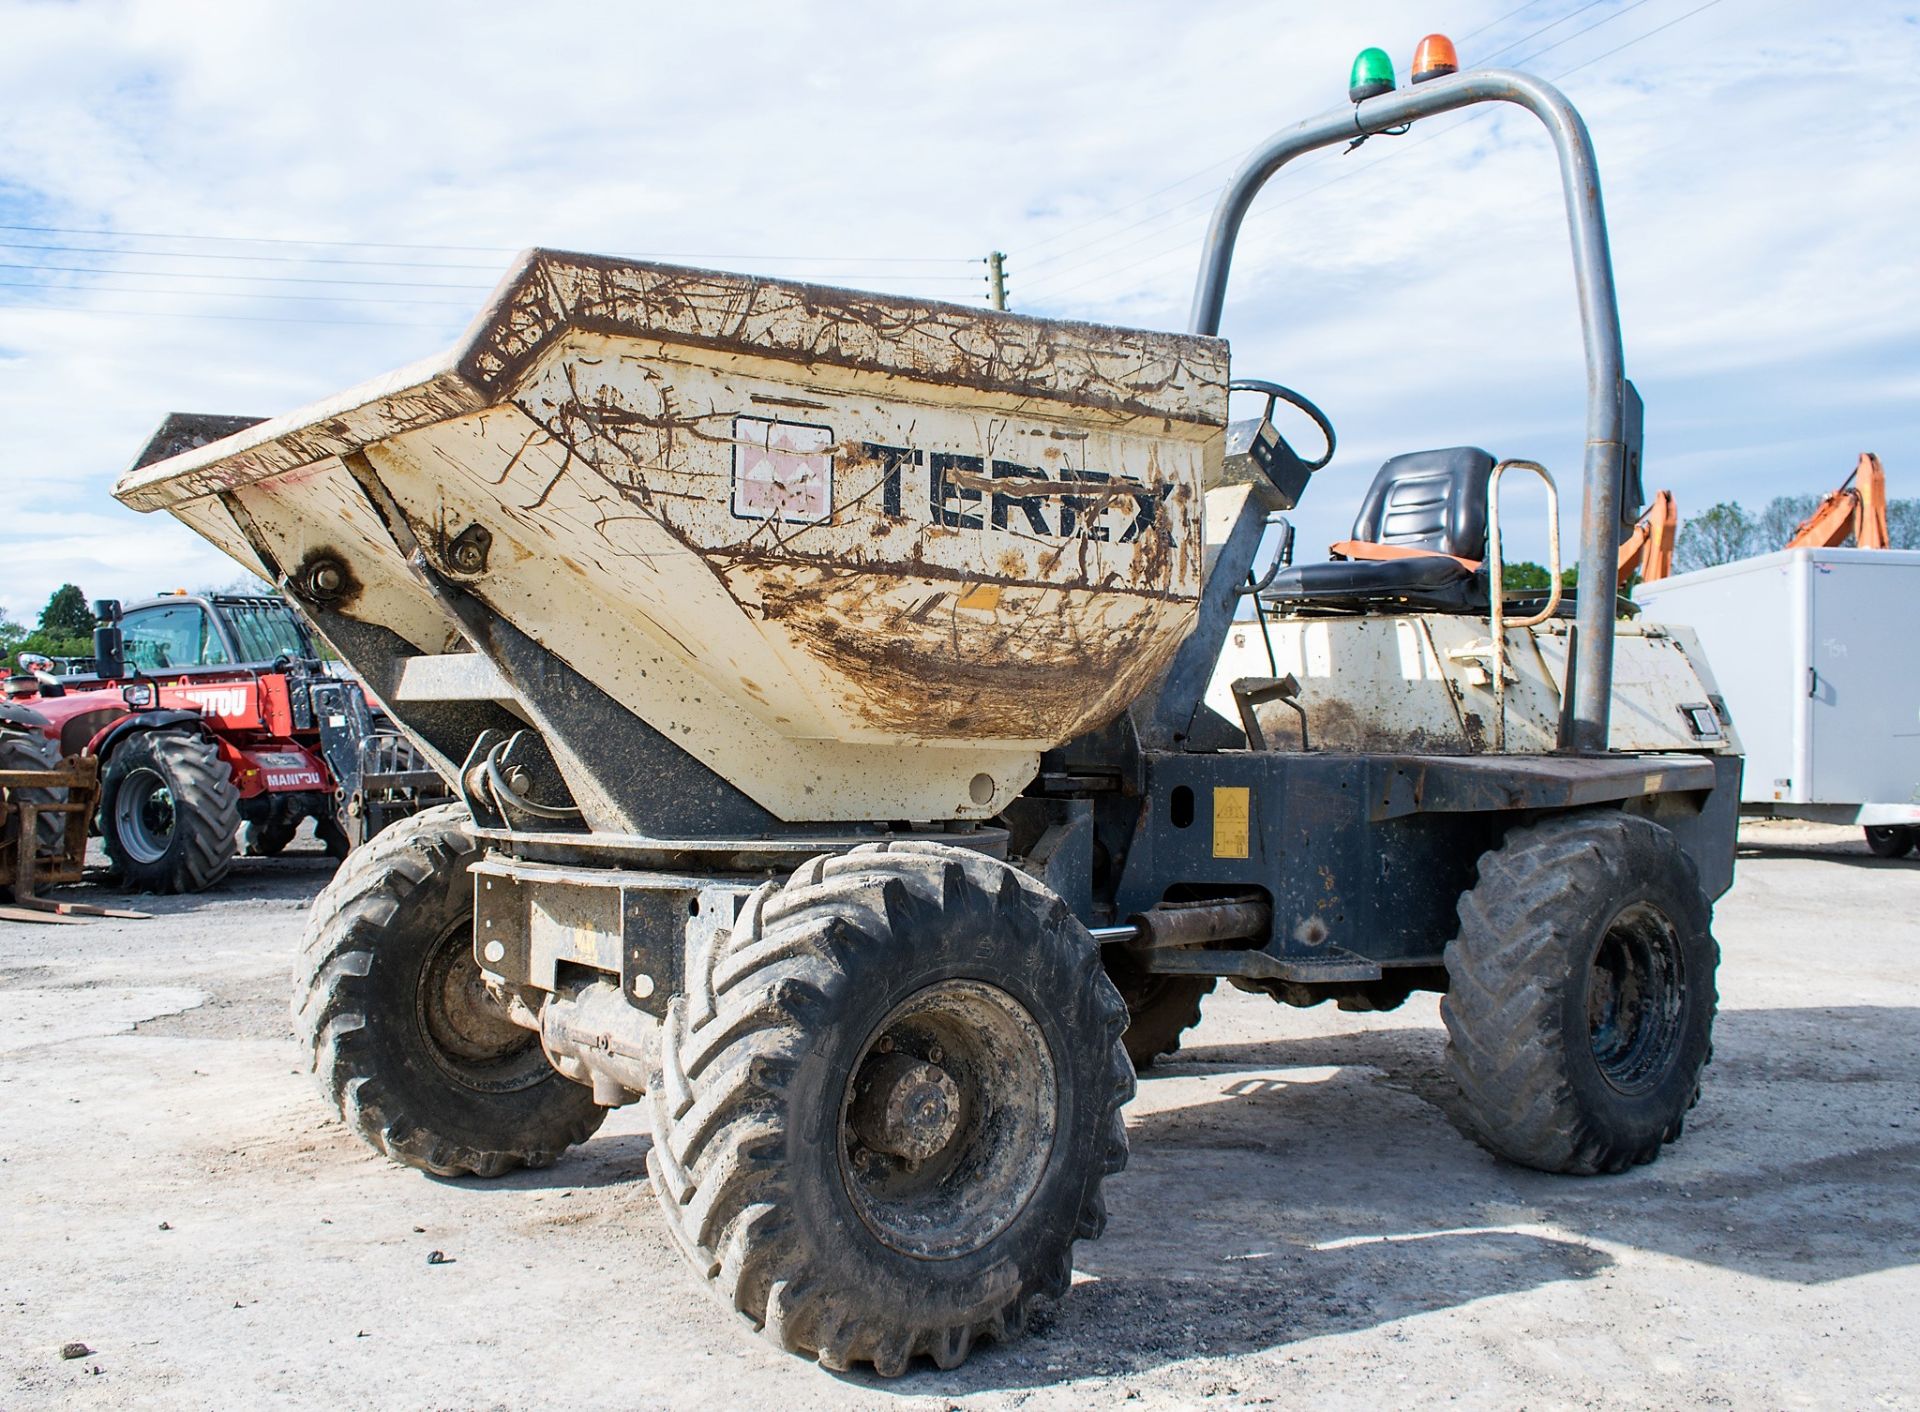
[[1267, 446, 1493, 612]]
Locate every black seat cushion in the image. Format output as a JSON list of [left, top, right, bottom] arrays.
[[1269, 554, 1483, 612], [1350, 446, 1493, 559]]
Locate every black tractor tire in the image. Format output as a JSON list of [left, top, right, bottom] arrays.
[[0, 716, 66, 859], [1442, 811, 1718, 1176], [293, 803, 605, 1177], [1104, 952, 1214, 1071], [245, 819, 300, 857], [1865, 826, 1915, 859], [649, 841, 1132, 1377], [316, 812, 353, 860], [99, 730, 240, 894]]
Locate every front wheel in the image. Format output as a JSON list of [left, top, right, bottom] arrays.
[[293, 804, 604, 1177], [1442, 811, 1718, 1175], [649, 841, 1131, 1376], [99, 730, 240, 893]]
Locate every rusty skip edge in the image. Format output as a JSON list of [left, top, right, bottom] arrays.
[[113, 250, 1231, 516]]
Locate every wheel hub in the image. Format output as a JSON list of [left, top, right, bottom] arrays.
[[1586, 902, 1685, 1095], [849, 1052, 962, 1161], [838, 979, 1058, 1260], [415, 923, 543, 1091], [114, 766, 176, 865]]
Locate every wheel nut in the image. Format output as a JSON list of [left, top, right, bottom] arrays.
[[848, 1052, 961, 1162]]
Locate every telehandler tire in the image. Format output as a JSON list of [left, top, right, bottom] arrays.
[[0, 714, 66, 859], [317, 813, 353, 860], [99, 729, 240, 893], [244, 819, 298, 857], [294, 803, 604, 1177], [1442, 811, 1717, 1176], [648, 841, 1132, 1377], [1104, 952, 1214, 1071]]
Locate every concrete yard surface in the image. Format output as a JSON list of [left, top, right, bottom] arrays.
[[2, 819, 1915, 1410]]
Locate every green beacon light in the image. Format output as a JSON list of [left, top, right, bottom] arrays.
[[1349, 47, 1396, 104]]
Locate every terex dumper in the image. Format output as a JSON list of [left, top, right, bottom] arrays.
[[114, 61, 1739, 1376]]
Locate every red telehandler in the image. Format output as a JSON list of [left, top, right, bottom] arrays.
[[2, 589, 445, 898]]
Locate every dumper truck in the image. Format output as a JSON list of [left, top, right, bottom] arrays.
[[113, 55, 1739, 1376]]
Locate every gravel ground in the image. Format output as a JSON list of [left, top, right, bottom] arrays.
[[2, 818, 1915, 1410]]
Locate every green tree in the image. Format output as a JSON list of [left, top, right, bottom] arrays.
[[1756, 494, 1820, 552], [38, 583, 95, 639], [1889, 499, 1920, 550], [1502, 560, 1552, 591], [1675, 502, 1755, 572]]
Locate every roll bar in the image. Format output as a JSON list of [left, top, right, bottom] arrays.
[[1191, 69, 1625, 752]]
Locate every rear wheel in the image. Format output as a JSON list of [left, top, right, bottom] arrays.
[[245, 819, 299, 857], [1104, 952, 1213, 1071], [1865, 826, 1915, 859], [294, 804, 604, 1177], [317, 812, 353, 860], [1442, 811, 1718, 1175], [99, 730, 240, 893], [649, 841, 1131, 1376]]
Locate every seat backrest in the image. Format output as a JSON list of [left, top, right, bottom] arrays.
[[1349, 447, 1494, 559]]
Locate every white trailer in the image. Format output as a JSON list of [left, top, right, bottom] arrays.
[[1639, 547, 1920, 854]]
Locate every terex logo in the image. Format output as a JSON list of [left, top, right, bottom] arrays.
[[176, 686, 249, 719], [862, 443, 1173, 544]]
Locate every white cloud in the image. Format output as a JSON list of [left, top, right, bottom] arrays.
[[1, 0, 1916, 620]]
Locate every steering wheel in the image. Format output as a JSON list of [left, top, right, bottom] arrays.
[[1229, 379, 1337, 472]]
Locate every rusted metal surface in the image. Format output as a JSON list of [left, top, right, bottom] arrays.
[[115, 257, 1229, 825], [0, 758, 150, 923], [458, 252, 1224, 424], [1366, 751, 1718, 821], [1211, 615, 1734, 757]]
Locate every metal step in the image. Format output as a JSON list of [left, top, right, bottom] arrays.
[[1141, 945, 1383, 985]]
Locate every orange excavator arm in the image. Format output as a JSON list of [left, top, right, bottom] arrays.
[[1788, 453, 1888, 550], [1617, 489, 1677, 585], [1855, 452, 1889, 549]]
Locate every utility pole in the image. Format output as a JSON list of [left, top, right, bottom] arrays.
[[985, 251, 1008, 311]]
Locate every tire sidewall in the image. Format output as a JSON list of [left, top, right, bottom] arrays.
[[100, 730, 231, 888]]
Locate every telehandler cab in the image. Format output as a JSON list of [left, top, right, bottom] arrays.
[[114, 51, 1738, 1377]]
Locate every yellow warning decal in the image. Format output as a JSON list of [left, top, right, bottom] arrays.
[[1213, 786, 1251, 859]]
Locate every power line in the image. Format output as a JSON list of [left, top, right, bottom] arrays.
[[1020, 0, 1730, 307], [0, 301, 451, 330], [1503, 0, 1661, 68], [1460, 1, 1548, 42], [1478, 0, 1614, 64], [1013, 0, 1639, 290], [1553, 0, 1725, 77], [0, 260, 492, 291], [0, 261, 985, 299], [0, 240, 506, 272], [0, 223, 979, 266], [0, 223, 518, 253], [0, 277, 478, 308]]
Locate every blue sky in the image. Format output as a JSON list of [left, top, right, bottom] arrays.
[[2, 0, 1915, 621]]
